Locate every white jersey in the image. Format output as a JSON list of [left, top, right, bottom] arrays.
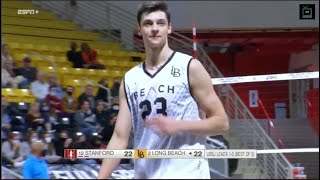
[[124, 51, 210, 179]]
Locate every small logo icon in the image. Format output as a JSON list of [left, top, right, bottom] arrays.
[[171, 66, 180, 77], [17, 9, 39, 15], [299, 4, 315, 20], [64, 149, 77, 159], [134, 149, 146, 158]]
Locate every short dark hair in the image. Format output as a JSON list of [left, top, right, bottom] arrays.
[[137, 1, 170, 26], [80, 99, 90, 106], [23, 57, 31, 63], [49, 85, 57, 90]]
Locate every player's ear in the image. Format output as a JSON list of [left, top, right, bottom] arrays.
[[137, 26, 142, 36], [168, 23, 172, 34]]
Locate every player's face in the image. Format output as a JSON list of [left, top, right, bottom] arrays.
[[139, 11, 172, 49]]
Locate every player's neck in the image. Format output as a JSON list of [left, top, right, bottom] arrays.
[[145, 44, 173, 67]]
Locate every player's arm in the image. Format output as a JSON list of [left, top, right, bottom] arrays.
[[177, 59, 229, 136], [97, 79, 132, 179]]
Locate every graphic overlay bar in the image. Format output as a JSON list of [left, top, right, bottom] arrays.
[[64, 149, 134, 159], [146, 149, 205, 159], [211, 71, 319, 85], [64, 148, 318, 159], [257, 148, 319, 154], [205, 149, 257, 159]]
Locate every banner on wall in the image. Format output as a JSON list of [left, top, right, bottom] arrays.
[[249, 90, 259, 107]]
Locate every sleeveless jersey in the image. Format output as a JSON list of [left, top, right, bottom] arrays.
[[124, 51, 210, 179]]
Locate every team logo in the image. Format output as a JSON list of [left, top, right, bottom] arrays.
[[64, 149, 77, 159], [171, 66, 180, 77], [134, 149, 147, 159]]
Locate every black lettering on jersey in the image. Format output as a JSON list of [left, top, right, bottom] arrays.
[[134, 92, 138, 100], [171, 66, 180, 77], [168, 85, 174, 94], [139, 97, 167, 119], [139, 100, 151, 119], [154, 97, 167, 116], [140, 88, 145, 97], [158, 85, 165, 93]]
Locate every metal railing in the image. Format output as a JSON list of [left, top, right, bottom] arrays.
[[258, 98, 285, 148], [32, 1, 293, 178], [28, 51, 57, 73], [219, 87, 293, 179], [83, 77, 113, 109]]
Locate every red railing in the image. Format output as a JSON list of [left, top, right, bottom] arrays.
[[258, 98, 293, 162]]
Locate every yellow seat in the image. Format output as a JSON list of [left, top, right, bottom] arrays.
[[107, 81, 113, 88], [63, 79, 82, 87], [56, 67, 72, 82], [19, 89, 37, 103], [55, 56, 67, 62], [20, 43, 35, 51], [100, 50, 113, 56], [38, 66, 56, 74], [14, 53, 28, 61], [2, 88, 14, 96], [19, 89, 31, 96], [82, 68, 96, 76], [7, 42, 20, 49], [118, 61, 129, 67], [2, 88, 21, 102], [2, 1, 36, 9], [45, 55, 56, 61], [34, 60, 52, 67], [110, 70, 123, 78], [105, 60, 117, 67], [83, 69, 101, 82], [96, 69, 112, 78], [129, 61, 140, 67], [29, 54, 43, 61], [34, 44, 50, 52], [57, 67, 71, 74], [70, 68, 84, 76], [51, 46, 69, 53], [57, 61, 72, 68]]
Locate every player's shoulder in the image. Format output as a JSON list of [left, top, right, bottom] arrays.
[[170, 51, 194, 70], [123, 62, 143, 80], [187, 58, 206, 78], [174, 51, 193, 61]]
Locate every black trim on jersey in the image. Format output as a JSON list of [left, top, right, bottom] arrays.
[[142, 51, 176, 78], [187, 58, 196, 101], [123, 75, 131, 111]]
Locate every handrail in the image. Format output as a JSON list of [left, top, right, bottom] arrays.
[[258, 98, 295, 163], [258, 98, 284, 148], [83, 77, 112, 109], [28, 51, 57, 74], [2, 166, 23, 179]]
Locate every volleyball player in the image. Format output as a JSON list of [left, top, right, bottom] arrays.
[[98, 1, 229, 179]]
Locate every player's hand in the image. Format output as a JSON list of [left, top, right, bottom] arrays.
[[3, 124, 11, 129], [145, 115, 179, 136], [65, 138, 72, 147]]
